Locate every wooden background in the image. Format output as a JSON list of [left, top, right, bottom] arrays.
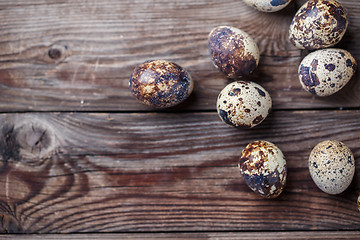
[[0, 0, 359, 238]]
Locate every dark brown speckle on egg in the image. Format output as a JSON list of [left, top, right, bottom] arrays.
[[129, 60, 194, 108]]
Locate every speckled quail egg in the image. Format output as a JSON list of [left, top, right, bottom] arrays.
[[217, 81, 271, 128], [289, 0, 348, 50], [208, 26, 260, 78], [242, 0, 292, 12], [308, 140, 355, 195], [239, 140, 287, 198], [129, 60, 194, 108], [298, 48, 357, 96]]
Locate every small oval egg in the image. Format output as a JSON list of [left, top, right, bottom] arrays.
[[242, 0, 292, 12], [239, 140, 287, 198], [217, 81, 271, 128], [208, 26, 260, 78], [289, 0, 348, 50], [298, 48, 357, 96], [129, 60, 194, 108], [309, 140, 355, 195]]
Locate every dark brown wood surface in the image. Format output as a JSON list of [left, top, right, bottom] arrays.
[[0, 111, 358, 234], [0, 0, 359, 112], [0, 0, 359, 238]]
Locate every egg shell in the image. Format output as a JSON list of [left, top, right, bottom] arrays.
[[239, 140, 287, 198], [289, 0, 348, 50], [129, 60, 194, 108], [298, 48, 357, 96], [217, 81, 271, 128], [242, 0, 291, 12], [308, 140, 355, 195], [208, 26, 260, 79]]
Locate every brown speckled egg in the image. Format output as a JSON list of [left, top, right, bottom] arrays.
[[239, 140, 287, 198], [129, 60, 194, 108], [217, 81, 271, 128], [289, 0, 348, 50], [242, 0, 292, 12], [298, 48, 357, 96], [208, 26, 260, 78], [309, 140, 355, 195]]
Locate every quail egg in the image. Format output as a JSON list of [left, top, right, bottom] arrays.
[[308, 140, 355, 195], [217, 81, 271, 128], [239, 140, 287, 198], [298, 48, 357, 96], [242, 0, 292, 12], [289, 0, 348, 50], [129, 60, 194, 108], [208, 26, 260, 78]]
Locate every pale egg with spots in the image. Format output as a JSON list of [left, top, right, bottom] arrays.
[[242, 0, 292, 12], [217, 81, 272, 128], [308, 140, 355, 195], [298, 48, 356, 96]]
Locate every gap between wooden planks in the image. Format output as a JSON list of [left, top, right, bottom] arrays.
[[0, 111, 358, 233]]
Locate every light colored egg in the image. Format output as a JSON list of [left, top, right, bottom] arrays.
[[289, 0, 348, 50], [242, 0, 292, 12], [239, 140, 287, 198], [129, 60, 194, 108], [217, 81, 271, 128], [298, 48, 357, 96], [208, 26, 260, 79], [308, 140, 355, 195]]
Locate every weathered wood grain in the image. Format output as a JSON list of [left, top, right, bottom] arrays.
[[2, 231, 360, 240], [0, 0, 359, 112], [0, 0, 359, 237], [0, 111, 358, 233]]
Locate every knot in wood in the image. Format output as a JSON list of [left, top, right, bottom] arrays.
[[17, 123, 50, 154], [48, 48, 62, 60], [0, 116, 60, 166], [47, 43, 68, 62], [0, 124, 20, 165], [0, 213, 23, 233], [15, 121, 56, 161]]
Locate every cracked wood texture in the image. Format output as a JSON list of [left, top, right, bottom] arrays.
[[0, 0, 359, 239]]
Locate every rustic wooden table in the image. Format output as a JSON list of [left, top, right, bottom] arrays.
[[0, 0, 359, 239]]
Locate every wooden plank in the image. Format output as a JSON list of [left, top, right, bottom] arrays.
[[0, 0, 359, 112], [1, 231, 360, 239], [0, 111, 358, 233]]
